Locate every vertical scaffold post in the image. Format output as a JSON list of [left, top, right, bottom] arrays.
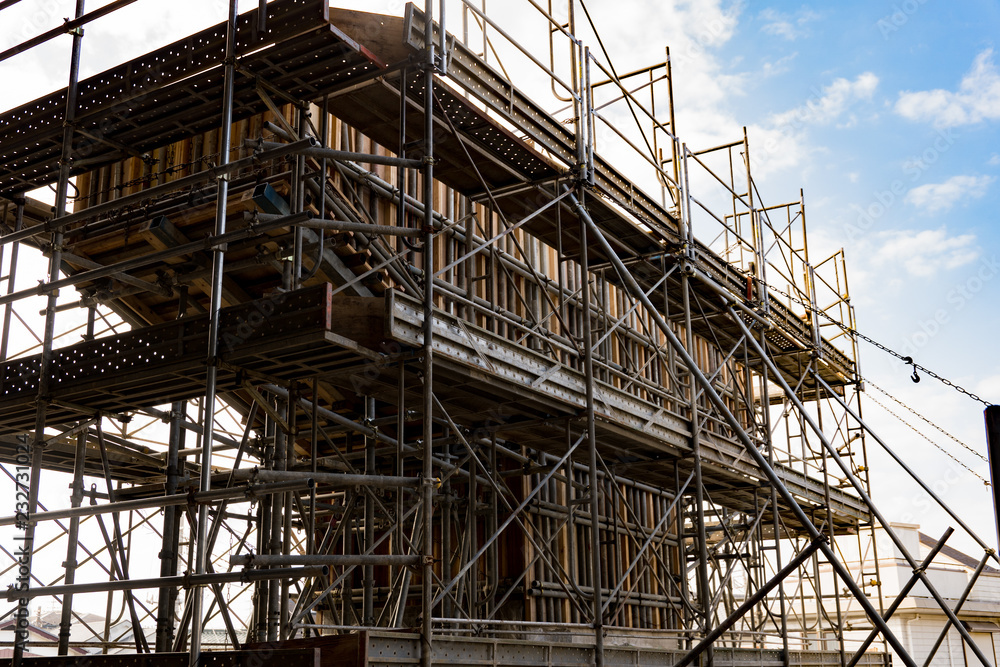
[[681, 268, 714, 666], [364, 395, 376, 625], [571, 194, 919, 667], [420, 1, 436, 666], [0, 196, 23, 360], [17, 2, 85, 664], [758, 327, 789, 667], [191, 0, 238, 662], [985, 405, 1000, 549], [270, 398, 287, 640], [677, 135, 713, 660], [576, 190, 604, 667], [57, 427, 89, 655], [156, 402, 186, 651]]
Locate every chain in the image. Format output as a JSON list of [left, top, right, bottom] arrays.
[[760, 280, 993, 407], [865, 392, 991, 486], [866, 378, 987, 463]]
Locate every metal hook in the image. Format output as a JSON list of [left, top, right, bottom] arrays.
[[902, 356, 920, 383]]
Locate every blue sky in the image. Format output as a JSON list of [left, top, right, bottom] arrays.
[[1, 0, 998, 556], [563, 0, 1000, 554], [680, 1, 1000, 554]]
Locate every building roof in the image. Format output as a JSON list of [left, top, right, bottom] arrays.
[[0, 621, 89, 655], [0, 620, 58, 642], [0, 649, 44, 658], [38, 610, 104, 627], [918, 532, 1000, 574]]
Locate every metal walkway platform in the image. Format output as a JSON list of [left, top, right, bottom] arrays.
[[0, 0, 854, 397], [0, 284, 866, 531], [0, 284, 377, 430]]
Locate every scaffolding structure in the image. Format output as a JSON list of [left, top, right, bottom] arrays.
[[0, 2, 996, 667]]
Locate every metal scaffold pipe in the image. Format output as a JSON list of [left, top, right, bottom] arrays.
[[243, 469, 422, 489], [673, 536, 827, 667], [0, 479, 313, 527], [0, 0, 139, 63], [56, 429, 88, 655], [230, 554, 421, 567], [156, 401, 186, 652], [420, 3, 437, 666], [815, 373, 1000, 565], [0, 139, 316, 250], [578, 189, 605, 667], [846, 527, 954, 666], [254, 139, 425, 168], [191, 3, 239, 658], [253, 211, 423, 237], [17, 1, 85, 664], [568, 191, 918, 667], [4, 566, 329, 602]]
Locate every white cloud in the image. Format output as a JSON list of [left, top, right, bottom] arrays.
[[744, 122, 811, 175], [989, 154, 1000, 166], [574, 0, 748, 155], [760, 52, 799, 78], [904, 174, 993, 214], [871, 228, 979, 277], [771, 72, 879, 128], [976, 373, 1000, 405], [895, 49, 1000, 128], [758, 7, 821, 41], [746, 72, 878, 177]]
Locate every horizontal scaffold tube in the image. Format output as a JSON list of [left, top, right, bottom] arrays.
[[5, 566, 328, 601], [265, 380, 677, 500], [302, 219, 423, 237], [0, 138, 317, 248], [0, 210, 312, 307], [250, 211, 425, 238], [0, 479, 312, 527], [259, 384, 472, 481], [257, 139, 425, 169], [233, 469, 424, 489], [571, 191, 918, 667], [230, 554, 421, 567]]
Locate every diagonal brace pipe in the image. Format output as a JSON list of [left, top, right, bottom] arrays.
[[847, 527, 954, 666], [571, 192, 917, 667], [922, 551, 993, 667], [673, 535, 827, 667], [726, 312, 993, 667]]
